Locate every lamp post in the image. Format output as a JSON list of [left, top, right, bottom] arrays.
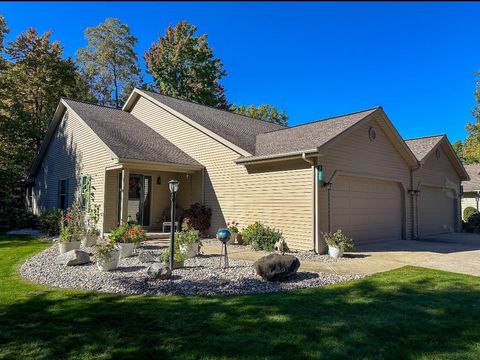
[[168, 179, 179, 270]]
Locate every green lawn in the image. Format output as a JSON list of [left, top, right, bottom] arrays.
[[1, 236, 480, 359]]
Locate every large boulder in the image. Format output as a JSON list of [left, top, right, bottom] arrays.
[[56, 249, 91, 266], [138, 249, 156, 263], [147, 262, 172, 280], [254, 253, 300, 282]]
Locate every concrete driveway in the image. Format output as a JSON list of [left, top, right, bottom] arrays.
[[332, 233, 480, 277]]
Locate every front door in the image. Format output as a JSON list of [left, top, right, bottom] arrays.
[[118, 174, 152, 226]]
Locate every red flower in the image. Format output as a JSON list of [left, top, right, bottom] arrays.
[[65, 213, 72, 222]]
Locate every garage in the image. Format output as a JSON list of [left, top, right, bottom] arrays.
[[418, 186, 456, 237], [331, 176, 403, 244]]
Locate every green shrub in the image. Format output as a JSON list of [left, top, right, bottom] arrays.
[[39, 209, 63, 236], [175, 221, 201, 246], [323, 230, 354, 251], [243, 222, 283, 252], [464, 212, 480, 233], [0, 206, 38, 230], [463, 207, 479, 222]]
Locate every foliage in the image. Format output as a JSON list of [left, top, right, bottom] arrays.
[[175, 221, 200, 246], [108, 224, 129, 243], [126, 224, 146, 244], [183, 203, 212, 236], [108, 223, 145, 243], [160, 243, 187, 264], [463, 206, 479, 222], [230, 104, 289, 126], [93, 239, 118, 261], [226, 220, 239, 233], [76, 18, 143, 108], [0, 206, 37, 230], [0, 21, 90, 213], [242, 221, 283, 251], [145, 20, 227, 108], [83, 182, 101, 236], [39, 209, 63, 236], [464, 212, 480, 233], [241, 221, 263, 245], [323, 230, 355, 251], [59, 202, 84, 242]]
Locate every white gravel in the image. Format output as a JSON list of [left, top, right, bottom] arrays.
[[20, 244, 365, 296]]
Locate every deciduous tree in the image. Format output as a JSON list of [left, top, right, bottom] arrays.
[[229, 103, 288, 126], [145, 21, 227, 108]]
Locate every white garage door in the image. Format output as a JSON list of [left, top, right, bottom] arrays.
[[419, 186, 455, 237], [331, 176, 402, 244]]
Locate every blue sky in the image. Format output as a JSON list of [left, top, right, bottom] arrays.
[[1, 1, 479, 142]]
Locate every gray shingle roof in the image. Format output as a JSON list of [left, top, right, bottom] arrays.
[[253, 107, 380, 157], [63, 99, 201, 167], [141, 90, 285, 154], [463, 164, 480, 192], [404, 135, 444, 161]]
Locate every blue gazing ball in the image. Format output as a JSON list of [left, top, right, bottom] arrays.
[[217, 228, 231, 240]]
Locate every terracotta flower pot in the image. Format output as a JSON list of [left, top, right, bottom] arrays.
[[117, 243, 135, 258], [81, 234, 98, 247], [58, 239, 81, 254]]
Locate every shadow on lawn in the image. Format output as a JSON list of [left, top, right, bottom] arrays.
[[1, 270, 480, 359]]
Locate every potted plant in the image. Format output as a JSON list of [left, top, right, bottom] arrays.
[[81, 203, 101, 247], [127, 224, 146, 250], [161, 244, 187, 269], [58, 203, 83, 254], [226, 220, 240, 244], [108, 224, 131, 258], [323, 230, 354, 259], [94, 239, 120, 271], [176, 221, 201, 258]]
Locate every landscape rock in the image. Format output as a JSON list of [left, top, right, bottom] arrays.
[[147, 262, 172, 280], [56, 249, 90, 266], [138, 250, 156, 263], [254, 253, 300, 281]]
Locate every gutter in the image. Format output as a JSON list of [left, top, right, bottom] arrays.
[[235, 149, 318, 165]]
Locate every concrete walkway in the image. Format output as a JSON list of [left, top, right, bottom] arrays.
[[202, 233, 480, 277]]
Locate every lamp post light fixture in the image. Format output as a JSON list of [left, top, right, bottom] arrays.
[[168, 179, 180, 270]]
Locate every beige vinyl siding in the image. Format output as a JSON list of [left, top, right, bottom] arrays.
[[414, 145, 461, 233], [129, 96, 313, 250], [34, 109, 114, 231], [461, 193, 479, 219], [318, 117, 412, 242]]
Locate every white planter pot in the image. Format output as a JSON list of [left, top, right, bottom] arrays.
[[96, 250, 120, 271], [81, 234, 98, 248], [117, 243, 135, 258], [180, 243, 199, 258], [328, 245, 344, 259], [227, 232, 238, 245], [59, 241, 81, 254]]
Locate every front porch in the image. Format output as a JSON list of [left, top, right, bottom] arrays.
[[102, 160, 204, 233]]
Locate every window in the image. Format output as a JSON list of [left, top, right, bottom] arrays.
[[58, 179, 69, 210]]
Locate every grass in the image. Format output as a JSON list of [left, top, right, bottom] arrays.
[[1, 235, 480, 359]]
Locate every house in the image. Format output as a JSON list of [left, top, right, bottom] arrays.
[[461, 165, 480, 218], [28, 88, 469, 252]]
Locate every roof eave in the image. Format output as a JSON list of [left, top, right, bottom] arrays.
[[235, 149, 319, 165]]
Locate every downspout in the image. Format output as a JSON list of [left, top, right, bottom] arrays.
[[410, 163, 422, 239], [302, 153, 317, 253]]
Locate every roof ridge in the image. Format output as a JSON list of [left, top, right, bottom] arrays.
[[259, 106, 381, 135], [140, 89, 287, 128], [404, 134, 446, 141], [62, 97, 123, 111]]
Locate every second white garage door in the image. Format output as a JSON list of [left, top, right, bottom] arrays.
[[418, 186, 456, 237], [331, 176, 403, 244]]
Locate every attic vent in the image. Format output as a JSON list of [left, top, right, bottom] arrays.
[[435, 148, 441, 159], [368, 127, 376, 141]]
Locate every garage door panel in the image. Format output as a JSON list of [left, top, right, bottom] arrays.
[[331, 176, 402, 243], [419, 186, 455, 236]]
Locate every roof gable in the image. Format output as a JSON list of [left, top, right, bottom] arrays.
[[405, 135, 469, 181], [124, 89, 285, 155], [463, 164, 480, 192]]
